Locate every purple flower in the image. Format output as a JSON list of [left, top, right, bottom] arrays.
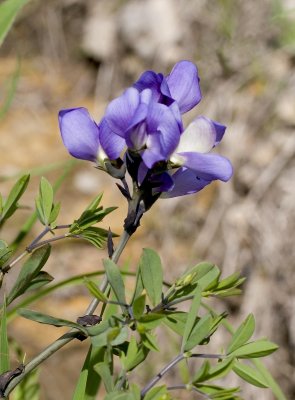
[[58, 60, 233, 200], [100, 87, 181, 168], [58, 107, 125, 164], [161, 116, 233, 198], [133, 60, 202, 115]]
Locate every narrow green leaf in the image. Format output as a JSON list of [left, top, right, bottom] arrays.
[[233, 360, 269, 388], [163, 311, 187, 336], [103, 259, 127, 307], [7, 245, 51, 305], [132, 294, 146, 319], [196, 264, 221, 291], [48, 202, 61, 225], [72, 346, 104, 400], [229, 339, 279, 358], [131, 267, 144, 304], [94, 362, 114, 393], [206, 358, 234, 382], [252, 359, 287, 400], [184, 314, 213, 352], [141, 332, 160, 352], [79, 227, 109, 249], [0, 240, 12, 267], [192, 360, 210, 383], [181, 286, 202, 351], [18, 308, 88, 335], [137, 313, 165, 330], [26, 271, 54, 291], [0, 296, 9, 373], [0, 0, 30, 47], [0, 174, 30, 223], [0, 58, 20, 120], [84, 278, 108, 303], [227, 314, 255, 354], [139, 248, 163, 306], [216, 272, 244, 290], [144, 385, 167, 400], [86, 193, 103, 211], [124, 339, 149, 372], [39, 177, 54, 225], [35, 197, 45, 225], [9, 159, 75, 253]]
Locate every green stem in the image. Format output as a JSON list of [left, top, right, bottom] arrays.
[[3, 230, 131, 398]]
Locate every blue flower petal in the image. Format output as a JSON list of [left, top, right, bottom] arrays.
[[179, 152, 233, 182], [146, 102, 181, 158], [213, 121, 226, 145], [105, 88, 140, 136], [99, 118, 126, 159], [58, 107, 99, 161], [166, 61, 202, 113], [161, 167, 210, 198]]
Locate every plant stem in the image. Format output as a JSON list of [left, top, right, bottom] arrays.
[[167, 385, 211, 399], [3, 230, 131, 397], [85, 229, 130, 315], [140, 354, 185, 398], [140, 352, 224, 398]]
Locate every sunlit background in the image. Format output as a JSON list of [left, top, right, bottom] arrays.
[[0, 1, 294, 399]]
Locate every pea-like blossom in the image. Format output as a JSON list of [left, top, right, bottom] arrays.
[[58, 60, 233, 199]]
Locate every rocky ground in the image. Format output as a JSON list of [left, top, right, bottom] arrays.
[[0, 0, 295, 399]]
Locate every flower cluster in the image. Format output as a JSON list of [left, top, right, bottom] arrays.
[[59, 61, 232, 200]]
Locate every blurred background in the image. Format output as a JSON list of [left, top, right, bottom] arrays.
[[0, 0, 295, 399]]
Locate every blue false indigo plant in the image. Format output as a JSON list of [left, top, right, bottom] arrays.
[[0, 61, 284, 400]]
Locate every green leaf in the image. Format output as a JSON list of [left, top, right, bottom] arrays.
[[84, 278, 108, 303], [72, 346, 105, 400], [94, 362, 114, 393], [227, 314, 255, 354], [18, 308, 88, 335], [184, 314, 213, 352], [103, 259, 127, 307], [252, 359, 287, 400], [144, 385, 168, 400], [131, 267, 144, 304], [181, 286, 201, 351], [124, 337, 149, 372], [137, 313, 165, 330], [206, 358, 234, 382], [196, 264, 220, 291], [0, 0, 30, 47], [7, 245, 51, 305], [86, 193, 103, 211], [233, 360, 269, 388], [216, 272, 245, 290], [139, 248, 163, 306], [229, 339, 279, 358], [79, 227, 109, 249], [38, 177, 54, 225], [132, 294, 146, 319], [192, 360, 210, 383], [0, 57, 20, 120], [0, 174, 30, 224], [0, 240, 12, 267], [0, 296, 9, 373], [163, 311, 187, 336], [48, 202, 61, 226], [26, 271, 54, 291], [13, 368, 40, 400], [141, 332, 160, 352]]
